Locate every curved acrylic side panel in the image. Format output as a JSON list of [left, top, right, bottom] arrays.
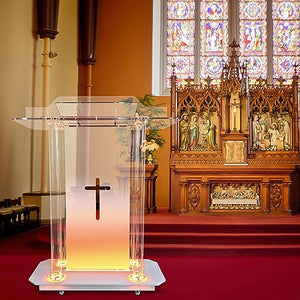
[[48, 121, 66, 282], [129, 119, 147, 283]]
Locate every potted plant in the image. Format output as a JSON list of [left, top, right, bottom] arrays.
[[136, 94, 166, 164]]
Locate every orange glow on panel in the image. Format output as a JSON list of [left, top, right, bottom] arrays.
[[64, 117, 132, 271], [66, 191, 130, 270]]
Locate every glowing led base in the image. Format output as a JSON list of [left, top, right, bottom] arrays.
[[128, 271, 148, 283], [30, 259, 165, 292], [47, 271, 67, 283], [56, 259, 67, 268], [129, 259, 141, 268]]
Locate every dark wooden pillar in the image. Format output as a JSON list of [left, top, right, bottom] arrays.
[[36, 0, 60, 39], [78, 0, 100, 65], [78, 0, 100, 96]]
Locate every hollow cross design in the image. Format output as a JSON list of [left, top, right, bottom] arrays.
[[85, 177, 111, 220]]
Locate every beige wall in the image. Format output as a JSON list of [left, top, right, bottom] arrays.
[[0, 0, 78, 199], [0, 0, 170, 207], [90, 0, 171, 207]]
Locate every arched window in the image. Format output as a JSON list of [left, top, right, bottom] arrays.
[[166, 0, 229, 86], [152, 0, 299, 95], [199, 1, 229, 80], [272, 0, 299, 79], [166, 0, 196, 86], [239, 0, 267, 79]]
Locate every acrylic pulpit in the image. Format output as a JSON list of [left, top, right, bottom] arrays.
[[14, 97, 172, 295]]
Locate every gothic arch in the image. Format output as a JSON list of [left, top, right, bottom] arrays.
[[198, 92, 220, 115], [178, 93, 199, 116], [250, 94, 272, 115]]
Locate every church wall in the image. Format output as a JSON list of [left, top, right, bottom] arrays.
[[92, 0, 153, 96], [91, 0, 171, 207], [0, 0, 33, 199], [30, 0, 79, 193], [0, 0, 78, 199]]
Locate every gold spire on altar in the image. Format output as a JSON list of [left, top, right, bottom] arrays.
[[221, 39, 248, 97]]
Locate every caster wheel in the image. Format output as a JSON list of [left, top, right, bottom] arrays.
[[135, 290, 141, 296], [59, 291, 64, 295]]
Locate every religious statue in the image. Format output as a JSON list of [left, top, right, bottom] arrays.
[[229, 90, 241, 132], [252, 113, 291, 151], [278, 117, 291, 150], [179, 111, 218, 151], [268, 123, 280, 150], [189, 115, 199, 149], [200, 112, 217, 150], [252, 114, 260, 149], [198, 113, 210, 148], [180, 114, 190, 150], [207, 124, 217, 150]]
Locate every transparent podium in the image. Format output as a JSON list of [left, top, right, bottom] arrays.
[[14, 97, 172, 295]]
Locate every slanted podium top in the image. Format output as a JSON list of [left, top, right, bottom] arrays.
[[13, 96, 176, 130]]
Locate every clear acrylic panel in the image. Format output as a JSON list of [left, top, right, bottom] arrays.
[[13, 97, 174, 130], [14, 97, 175, 283], [48, 120, 66, 282]]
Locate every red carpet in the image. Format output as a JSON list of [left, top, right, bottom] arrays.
[[145, 210, 300, 256], [1, 212, 300, 299]]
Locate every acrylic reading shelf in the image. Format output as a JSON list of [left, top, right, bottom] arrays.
[[14, 97, 174, 295]]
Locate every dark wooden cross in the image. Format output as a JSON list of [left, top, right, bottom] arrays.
[[85, 177, 111, 220]]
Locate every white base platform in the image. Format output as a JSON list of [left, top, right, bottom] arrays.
[[29, 259, 166, 295]]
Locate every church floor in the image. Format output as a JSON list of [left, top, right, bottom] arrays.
[[145, 207, 300, 224], [1, 212, 300, 299]]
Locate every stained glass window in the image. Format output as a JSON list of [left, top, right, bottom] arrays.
[[166, 0, 195, 86], [162, 0, 299, 94], [239, 0, 267, 79], [272, 0, 299, 79], [199, 1, 228, 79]]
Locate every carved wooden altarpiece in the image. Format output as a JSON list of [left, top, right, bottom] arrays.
[[170, 40, 300, 215]]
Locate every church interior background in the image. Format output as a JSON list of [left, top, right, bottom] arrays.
[[0, 0, 299, 216], [1, 1, 300, 299]]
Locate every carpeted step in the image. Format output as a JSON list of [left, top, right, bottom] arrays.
[[144, 217, 300, 255], [144, 223, 300, 233], [144, 243, 300, 256], [145, 232, 300, 245]]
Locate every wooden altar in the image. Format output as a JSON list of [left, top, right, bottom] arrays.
[[170, 40, 300, 215], [145, 164, 158, 214]]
